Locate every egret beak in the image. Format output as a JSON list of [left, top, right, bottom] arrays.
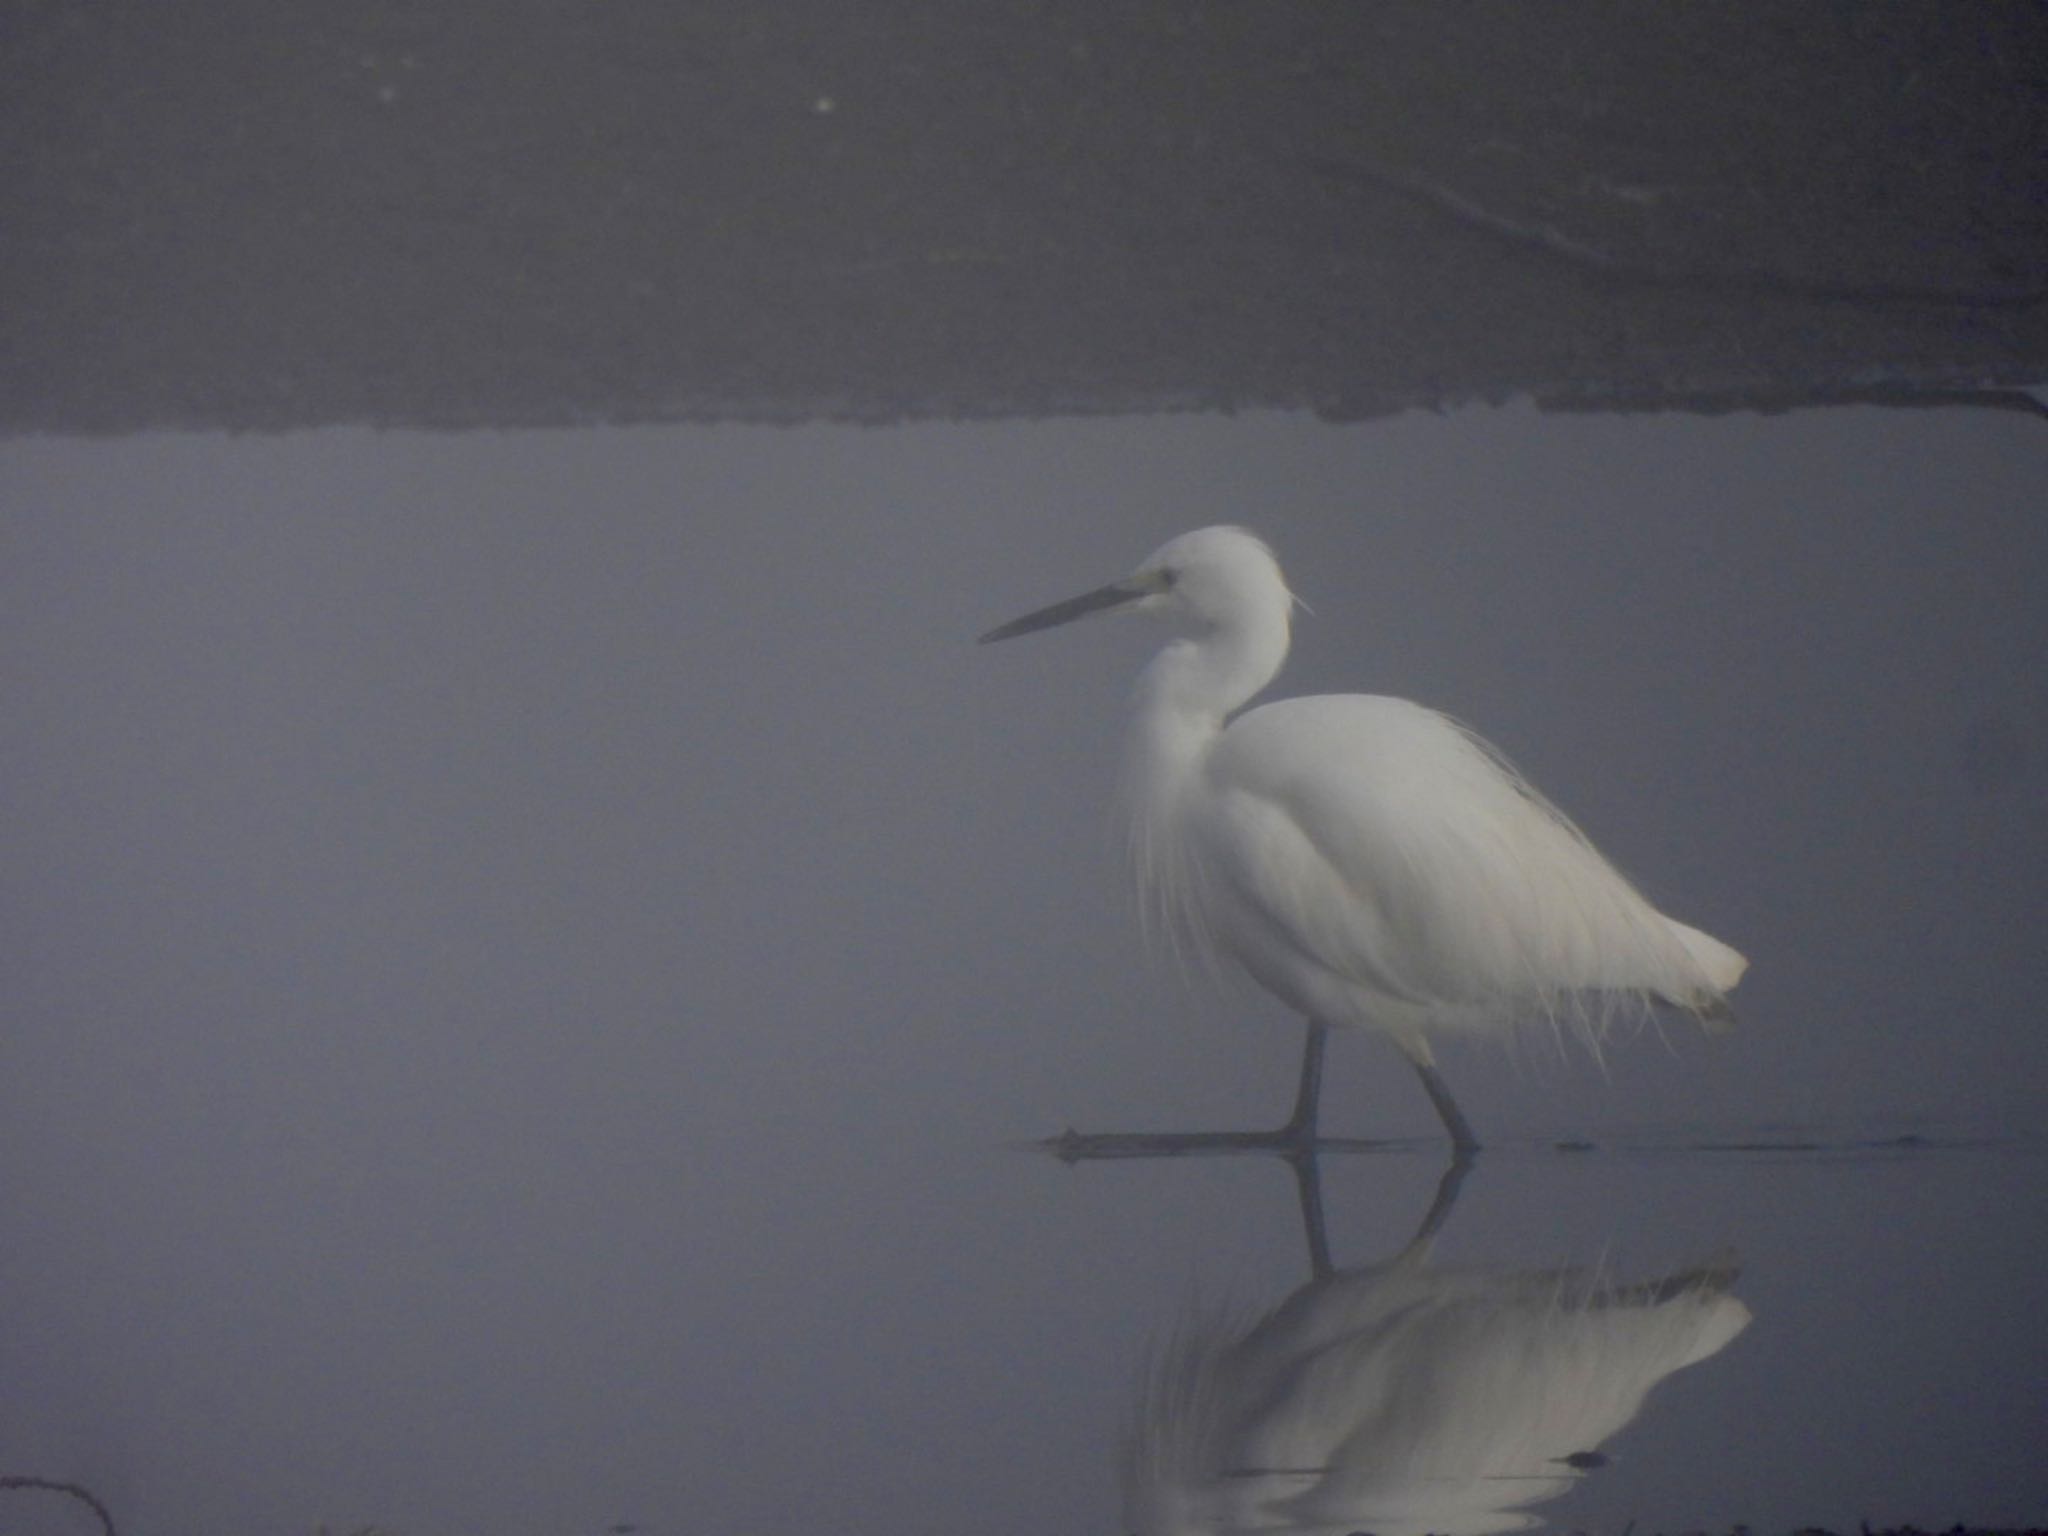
[[978, 571, 1168, 643]]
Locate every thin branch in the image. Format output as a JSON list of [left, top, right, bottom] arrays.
[[0, 1476, 119, 1536]]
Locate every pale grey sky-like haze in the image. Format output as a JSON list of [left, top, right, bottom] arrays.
[[3, 406, 2044, 1533]]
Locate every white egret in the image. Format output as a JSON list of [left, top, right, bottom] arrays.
[[981, 526, 1746, 1152]]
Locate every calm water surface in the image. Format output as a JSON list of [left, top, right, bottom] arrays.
[[2, 408, 2044, 1533]]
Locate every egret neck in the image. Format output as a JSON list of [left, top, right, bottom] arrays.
[[1121, 595, 1291, 953], [1128, 592, 1292, 783]]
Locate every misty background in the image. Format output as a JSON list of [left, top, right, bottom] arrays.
[[8, 4, 2048, 1532], [2, 405, 2045, 1533]]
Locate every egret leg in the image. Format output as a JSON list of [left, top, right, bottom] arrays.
[[1280, 1020, 1328, 1142], [1409, 1154, 1473, 1247], [1285, 1144, 1334, 1279], [1411, 1059, 1481, 1155]]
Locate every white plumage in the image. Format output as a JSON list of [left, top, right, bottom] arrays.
[[984, 525, 1746, 1149], [1124, 1246, 1751, 1536]]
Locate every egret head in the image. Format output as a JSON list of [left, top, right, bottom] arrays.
[[980, 525, 1293, 644]]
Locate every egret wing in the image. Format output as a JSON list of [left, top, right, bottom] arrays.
[[1199, 696, 1717, 1024]]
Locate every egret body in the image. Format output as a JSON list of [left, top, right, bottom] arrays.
[[982, 526, 1745, 1152]]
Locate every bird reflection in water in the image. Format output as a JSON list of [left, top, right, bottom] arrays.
[[1120, 1159, 1751, 1536]]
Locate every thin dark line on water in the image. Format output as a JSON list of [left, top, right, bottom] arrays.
[[1035, 1128, 1419, 1163], [1018, 1128, 2010, 1165], [1555, 1132, 2007, 1163]]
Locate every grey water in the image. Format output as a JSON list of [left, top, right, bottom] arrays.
[[2, 407, 2044, 1534]]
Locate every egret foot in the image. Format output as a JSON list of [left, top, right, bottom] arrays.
[[1270, 1019, 1328, 1147], [1412, 1059, 1481, 1155]]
